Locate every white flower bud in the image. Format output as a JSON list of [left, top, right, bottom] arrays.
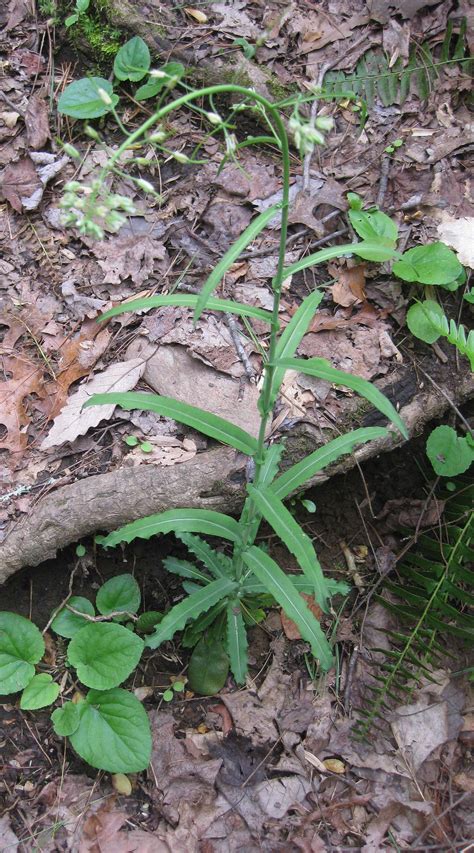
[[315, 115, 334, 132], [97, 87, 113, 106], [136, 178, 155, 193], [206, 111, 222, 125], [149, 69, 167, 78], [63, 143, 81, 159], [172, 151, 190, 163]]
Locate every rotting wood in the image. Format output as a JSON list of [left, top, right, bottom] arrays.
[[1, 368, 472, 583]]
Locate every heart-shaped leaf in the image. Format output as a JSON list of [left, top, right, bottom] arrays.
[[393, 242, 463, 286], [67, 623, 144, 689], [188, 637, 229, 695], [51, 701, 81, 736], [69, 689, 152, 772], [20, 674, 60, 710], [58, 77, 118, 119], [96, 574, 141, 621], [0, 612, 45, 695], [135, 62, 185, 99], [114, 36, 150, 81], [51, 596, 95, 638], [426, 425, 474, 477]]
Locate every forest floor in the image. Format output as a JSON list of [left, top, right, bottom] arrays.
[[1, 0, 473, 849]]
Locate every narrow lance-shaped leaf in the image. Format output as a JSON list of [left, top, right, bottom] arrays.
[[98, 508, 242, 549], [226, 600, 248, 684], [278, 358, 407, 438], [146, 577, 237, 648], [195, 204, 282, 321], [99, 294, 273, 324], [242, 546, 334, 670], [272, 427, 388, 499], [280, 241, 400, 284], [247, 484, 331, 610], [84, 393, 258, 456], [177, 532, 233, 578], [269, 290, 324, 407], [163, 557, 211, 583]]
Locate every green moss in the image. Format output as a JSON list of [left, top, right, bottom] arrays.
[[264, 72, 297, 102], [64, 0, 121, 70]]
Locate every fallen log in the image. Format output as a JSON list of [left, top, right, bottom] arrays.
[[1, 365, 472, 584]]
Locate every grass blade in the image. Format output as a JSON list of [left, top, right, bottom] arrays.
[[247, 484, 331, 610], [195, 204, 282, 320], [85, 392, 258, 456], [242, 546, 333, 670], [98, 508, 242, 548], [146, 577, 237, 648], [99, 294, 273, 324], [270, 289, 323, 405], [278, 358, 407, 438], [272, 427, 388, 499], [226, 600, 248, 684], [281, 241, 400, 284]]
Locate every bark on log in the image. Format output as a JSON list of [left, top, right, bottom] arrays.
[[1, 368, 472, 584]]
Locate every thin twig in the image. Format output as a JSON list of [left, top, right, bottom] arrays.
[[42, 563, 80, 635], [66, 605, 138, 622], [224, 312, 256, 382], [412, 362, 473, 435], [0, 90, 26, 117], [376, 154, 391, 207]]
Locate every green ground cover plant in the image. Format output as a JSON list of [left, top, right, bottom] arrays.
[[2, 36, 469, 774]]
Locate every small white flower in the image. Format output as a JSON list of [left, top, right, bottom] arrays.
[[149, 69, 167, 78]]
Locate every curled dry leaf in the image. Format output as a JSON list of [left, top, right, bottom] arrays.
[[24, 93, 50, 149], [40, 358, 145, 450], [329, 263, 366, 307], [0, 156, 41, 212], [0, 355, 47, 455]]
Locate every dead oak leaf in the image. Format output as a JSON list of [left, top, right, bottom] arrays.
[[90, 234, 168, 286], [0, 355, 47, 455], [329, 263, 366, 307], [40, 357, 145, 449], [0, 156, 41, 212], [24, 93, 50, 149]]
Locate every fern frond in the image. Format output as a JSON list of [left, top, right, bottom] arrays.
[[354, 483, 474, 739], [422, 306, 474, 370], [323, 19, 471, 111]]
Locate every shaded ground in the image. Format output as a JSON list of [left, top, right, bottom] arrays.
[[1, 0, 473, 848]]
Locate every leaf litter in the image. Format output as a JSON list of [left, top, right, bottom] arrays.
[[1, 0, 473, 846]]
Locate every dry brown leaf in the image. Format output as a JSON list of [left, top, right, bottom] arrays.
[[0, 355, 47, 454], [6, 0, 31, 29], [184, 6, 208, 22], [329, 264, 366, 307], [90, 234, 168, 286], [0, 815, 19, 852], [281, 593, 323, 640], [40, 358, 145, 449], [0, 156, 41, 212], [24, 93, 50, 149], [437, 216, 474, 268], [376, 497, 445, 531]]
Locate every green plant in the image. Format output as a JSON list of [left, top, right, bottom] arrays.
[[65, 0, 90, 28], [0, 574, 153, 773], [3, 39, 419, 774], [354, 481, 474, 738], [54, 39, 411, 681], [323, 19, 471, 114], [426, 425, 474, 477], [406, 301, 474, 370]]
